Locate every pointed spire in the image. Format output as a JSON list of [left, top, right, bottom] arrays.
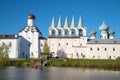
[[64, 16, 68, 28], [78, 16, 83, 27], [57, 16, 62, 28], [71, 16, 75, 27], [51, 16, 56, 27]]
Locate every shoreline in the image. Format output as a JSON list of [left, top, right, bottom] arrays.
[[46, 58, 120, 70], [0, 58, 120, 70]]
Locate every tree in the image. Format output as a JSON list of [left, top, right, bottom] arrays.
[[42, 41, 49, 53], [0, 42, 11, 61]]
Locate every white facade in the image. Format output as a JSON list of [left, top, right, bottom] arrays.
[[0, 14, 45, 58], [48, 16, 120, 59], [0, 36, 19, 58], [1, 14, 120, 59]]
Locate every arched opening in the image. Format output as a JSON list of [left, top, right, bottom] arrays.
[[71, 29, 76, 37], [58, 29, 62, 37], [65, 29, 69, 37], [51, 29, 56, 37], [78, 29, 83, 36]]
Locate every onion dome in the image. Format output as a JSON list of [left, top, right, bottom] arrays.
[[90, 30, 96, 36], [28, 14, 35, 19], [99, 22, 109, 31], [90, 30, 96, 34], [109, 29, 115, 34]]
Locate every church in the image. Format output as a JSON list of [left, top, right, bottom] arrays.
[[0, 14, 46, 58], [0, 14, 120, 59]]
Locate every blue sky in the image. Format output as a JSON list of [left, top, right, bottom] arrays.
[[0, 0, 120, 38]]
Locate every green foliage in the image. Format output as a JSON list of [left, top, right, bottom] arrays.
[[42, 41, 49, 53], [46, 59, 120, 70], [0, 42, 11, 66], [41, 52, 49, 55]]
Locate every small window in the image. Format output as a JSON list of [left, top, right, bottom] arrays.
[[80, 44, 82, 46], [41, 44, 42, 47], [113, 48, 115, 51], [58, 43, 60, 46], [28, 43, 31, 47], [90, 47, 92, 51], [105, 48, 107, 51], [97, 48, 99, 51], [66, 43, 68, 45]]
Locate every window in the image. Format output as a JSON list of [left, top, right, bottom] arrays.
[[105, 48, 107, 51], [113, 48, 115, 51], [28, 43, 31, 47], [58, 43, 60, 46], [80, 44, 82, 46], [97, 48, 99, 51], [41, 44, 42, 47], [66, 43, 68, 45], [90, 47, 92, 51]]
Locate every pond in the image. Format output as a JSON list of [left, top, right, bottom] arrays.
[[0, 67, 120, 80]]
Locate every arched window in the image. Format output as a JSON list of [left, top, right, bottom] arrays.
[[105, 48, 107, 51], [65, 29, 69, 37], [58, 29, 62, 37], [78, 29, 83, 36], [97, 48, 99, 51], [71, 29, 76, 37], [51, 29, 56, 37], [90, 47, 92, 51], [113, 48, 115, 51]]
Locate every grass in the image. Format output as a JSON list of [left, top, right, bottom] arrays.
[[46, 58, 120, 70], [1, 58, 120, 70], [0, 58, 39, 67]]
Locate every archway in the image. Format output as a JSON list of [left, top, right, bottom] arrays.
[[78, 29, 83, 36], [64, 29, 69, 37], [71, 29, 76, 37], [58, 29, 62, 37], [51, 29, 56, 37]]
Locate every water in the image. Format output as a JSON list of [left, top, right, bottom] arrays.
[[0, 67, 120, 80]]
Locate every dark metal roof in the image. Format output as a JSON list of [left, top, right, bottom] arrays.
[[0, 34, 18, 39], [88, 39, 120, 44], [39, 36, 47, 40]]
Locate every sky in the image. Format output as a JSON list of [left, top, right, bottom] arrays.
[[0, 0, 120, 38]]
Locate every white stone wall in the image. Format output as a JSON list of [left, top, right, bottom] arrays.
[[87, 44, 120, 59], [48, 37, 87, 58], [0, 39, 18, 58], [48, 37, 120, 59], [40, 39, 47, 52]]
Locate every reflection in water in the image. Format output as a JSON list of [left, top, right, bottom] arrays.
[[0, 67, 120, 80]]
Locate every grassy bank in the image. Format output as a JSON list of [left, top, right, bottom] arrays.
[[46, 58, 120, 70], [0, 58, 39, 67], [1, 58, 120, 70]]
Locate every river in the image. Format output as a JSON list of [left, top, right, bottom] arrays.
[[0, 67, 120, 80]]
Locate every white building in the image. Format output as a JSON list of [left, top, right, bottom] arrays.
[[48, 16, 120, 59], [1, 14, 120, 59], [0, 14, 46, 58]]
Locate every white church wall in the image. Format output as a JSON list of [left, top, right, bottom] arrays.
[[18, 37, 30, 58], [48, 37, 88, 58], [0, 39, 18, 58], [40, 39, 47, 52]]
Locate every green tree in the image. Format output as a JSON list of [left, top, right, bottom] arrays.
[[0, 42, 11, 65], [43, 41, 49, 53]]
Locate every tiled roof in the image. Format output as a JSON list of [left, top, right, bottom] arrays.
[[88, 39, 120, 44], [19, 26, 42, 35]]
